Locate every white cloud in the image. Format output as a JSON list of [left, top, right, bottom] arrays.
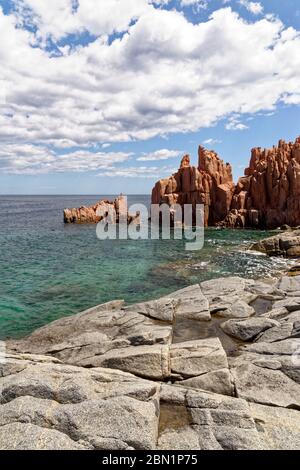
[[97, 165, 176, 178], [13, 0, 153, 40], [137, 149, 181, 161], [202, 138, 222, 145], [225, 115, 249, 131], [180, 0, 208, 8], [0, 144, 132, 174], [1, 4, 300, 174], [239, 1, 263, 15]]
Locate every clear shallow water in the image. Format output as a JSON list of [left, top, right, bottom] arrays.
[[0, 195, 290, 340]]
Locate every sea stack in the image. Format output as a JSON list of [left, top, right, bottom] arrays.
[[151, 147, 234, 226], [63, 195, 138, 225]]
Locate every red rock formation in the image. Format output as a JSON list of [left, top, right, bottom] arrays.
[[222, 137, 300, 229], [151, 146, 235, 226], [64, 195, 138, 225]]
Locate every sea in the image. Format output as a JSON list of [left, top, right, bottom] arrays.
[[0, 195, 291, 340]]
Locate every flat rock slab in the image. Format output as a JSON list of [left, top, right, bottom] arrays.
[[170, 338, 229, 379], [200, 277, 257, 316], [277, 276, 300, 294], [125, 285, 210, 322], [170, 338, 234, 396], [249, 403, 300, 450], [255, 322, 294, 343], [221, 317, 279, 342], [124, 298, 177, 323], [273, 297, 300, 312], [158, 384, 300, 450], [0, 355, 160, 450], [1, 354, 300, 450], [231, 362, 300, 409], [8, 305, 173, 374], [82, 344, 170, 380], [168, 285, 211, 321]]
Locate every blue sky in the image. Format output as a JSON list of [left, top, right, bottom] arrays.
[[0, 0, 300, 195]]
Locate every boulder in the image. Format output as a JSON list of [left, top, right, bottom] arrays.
[[221, 317, 279, 342], [250, 230, 300, 257]]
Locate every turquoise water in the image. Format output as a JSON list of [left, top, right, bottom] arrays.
[[0, 195, 289, 340]]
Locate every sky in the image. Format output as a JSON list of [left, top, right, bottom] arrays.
[[0, 0, 300, 195]]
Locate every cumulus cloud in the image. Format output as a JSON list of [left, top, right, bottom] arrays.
[[225, 115, 249, 130], [13, 0, 153, 40], [239, 1, 263, 15], [1, 3, 300, 174], [137, 149, 181, 161]]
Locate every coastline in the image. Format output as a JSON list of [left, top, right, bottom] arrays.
[[2, 261, 300, 450], [1, 194, 290, 341]]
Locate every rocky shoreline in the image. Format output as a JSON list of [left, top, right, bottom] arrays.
[[250, 229, 300, 258], [1, 271, 300, 450]]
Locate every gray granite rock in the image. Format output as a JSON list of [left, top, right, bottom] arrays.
[[231, 362, 300, 409], [123, 297, 177, 322], [276, 276, 300, 294], [3, 274, 300, 450], [250, 231, 300, 257], [0, 423, 87, 450], [221, 317, 279, 341], [249, 403, 300, 450], [170, 338, 227, 377], [216, 300, 256, 318], [84, 344, 170, 380], [158, 385, 264, 450], [179, 368, 234, 396], [168, 285, 211, 321], [255, 322, 294, 343], [0, 355, 160, 450], [273, 297, 300, 312]]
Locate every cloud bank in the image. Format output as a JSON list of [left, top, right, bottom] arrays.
[[1, 1, 300, 174]]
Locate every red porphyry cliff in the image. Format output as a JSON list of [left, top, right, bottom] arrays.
[[151, 137, 300, 229], [222, 137, 300, 229], [151, 147, 234, 226]]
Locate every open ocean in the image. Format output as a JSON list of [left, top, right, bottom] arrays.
[[0, 195, 291, 339]]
